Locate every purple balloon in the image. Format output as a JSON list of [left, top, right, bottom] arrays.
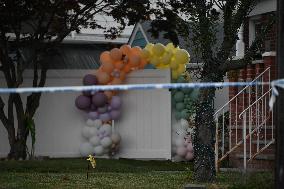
[[90, 104, 97, 111], [83, 91, 92, 96], [98, 106, 108, 114], [92, 92, 108, 107], [88, 111, 99, 120], [83, 74, 98, 86], [99, 113, 111, 122], [110, 110, 121, 120], [110, 96, 122, 110], [75, 95, 91, 110]]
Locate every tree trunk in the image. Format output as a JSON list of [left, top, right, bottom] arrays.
[[8, 138, 27, 160], [193, 87, 216, 182]]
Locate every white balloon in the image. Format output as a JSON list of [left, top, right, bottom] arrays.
[[93, 119, 103, 128], [82, 126, 91, 139], [175, 138, 184, 147], [176, 146, 187, 157], [94, 145, 104, 156], [89, 136, 100, 146], [111, 133, 121, 144], [103, 147, 110, 154], [89, 127, 98, 137], [86, 119, 94, 127], [79, 142, 93, 156], [99, 124, 112, 136], [180, 118, 189, 130], [100, 137, 112, 148]]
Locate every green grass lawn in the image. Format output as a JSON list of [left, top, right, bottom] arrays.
[[0, 158, 274, 189]]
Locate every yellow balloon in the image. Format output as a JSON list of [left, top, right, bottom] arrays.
[[165, 43, 175, 52], [161, 52, 172, 65], [175, 49, 190, 64], [171, 70, 179, 80], [177, 64, 186, 74], [150, 56, 160, 66], [169, 59, 179, 70], [141, 49, 151, 60], [152, 43, 165, 56], [145, 43, 154, 52]]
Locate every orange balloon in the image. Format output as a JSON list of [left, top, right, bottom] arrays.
[[129, 55, 141, 67], [100, 51, 111, 64], [131, 46, 142, 56], [111, 78, 122, 85], [96, 71, 111, 84], [120, 44, 131, 55], [123, 64, 132, 73], [110, 48, 122, 61], [101, 61, 114, 74], [119, 71, 126, 81], [138, 59, 148, 69], [114, 61, 125, 70]]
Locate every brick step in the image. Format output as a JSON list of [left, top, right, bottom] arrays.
[[230, 125, 274, 130], [228, 153, 275, 169], [235, 154, 275, 160]]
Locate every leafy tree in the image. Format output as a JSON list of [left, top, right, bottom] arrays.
[[0, 0, 151, 160], [151, 0, 275, 182]]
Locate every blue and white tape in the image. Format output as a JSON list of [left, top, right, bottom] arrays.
[[0, 81, 272, 94]]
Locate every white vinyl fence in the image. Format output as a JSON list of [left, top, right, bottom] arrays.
[[0, 69, 172, 159], [0, 69, 228, 159]]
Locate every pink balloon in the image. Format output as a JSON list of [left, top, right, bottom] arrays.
[[186, 143, 194, 153], [185, 152, 194, 161], [176, 146, 187, 157]]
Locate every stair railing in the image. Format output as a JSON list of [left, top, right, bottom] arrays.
[[239, 88, 275, 169], [214, 67, 271, 171]]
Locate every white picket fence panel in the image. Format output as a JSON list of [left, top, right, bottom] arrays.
[[0, 69, 172, 159]]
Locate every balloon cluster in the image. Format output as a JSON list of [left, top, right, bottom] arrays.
[[75, 83, 122, 122], [75, 43, 196, 161], [142, 43, 190, 79], [171, 75, 199, 120], [172, 119, 194, 161], [96, 44, 148, 86], [79, 119, 121, 157]]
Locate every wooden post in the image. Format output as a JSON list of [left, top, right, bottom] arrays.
[[276, 0, 284, 188]]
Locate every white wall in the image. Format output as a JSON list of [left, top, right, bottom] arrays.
[[0, 69, 171, 159]]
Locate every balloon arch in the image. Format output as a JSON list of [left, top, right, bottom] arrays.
[[75, 43, 196, 161]]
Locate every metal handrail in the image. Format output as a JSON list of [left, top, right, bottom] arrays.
[[214, 67, 271, 116], [239, 88, 272, 118]]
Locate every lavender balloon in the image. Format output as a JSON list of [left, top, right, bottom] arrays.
[[110, 96, 122, 110], [92, 92, 108, 107], [88, 111, 99, 120], [110, 110, 121, 120], [83, 74, 98, 86], [99, 113, 111, 122], [98, 105, 108, 114], [75, 95, 91, 110]]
